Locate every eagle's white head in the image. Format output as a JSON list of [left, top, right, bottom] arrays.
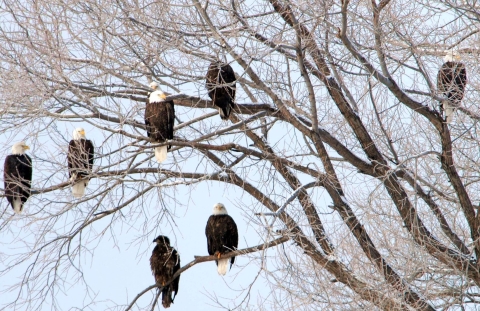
[[149, 82, 158, 90], [444, 50, 462, 62], [149, 90, 167, 103], [212, 203, 228, 215], [73, 127, 86, 140], [11, 141, 30, 155]]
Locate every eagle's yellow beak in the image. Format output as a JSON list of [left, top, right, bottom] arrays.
[[23, 145, 30, 150], [160, 93, 167, 100], [80, 130, 86, 136]]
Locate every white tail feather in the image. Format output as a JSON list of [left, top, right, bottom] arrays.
[[72, 182, 86, 198], [217, 258, 229, 276], [443, 100, 454, 124], [13, 197, 22, 214], [155, 146, 168, 163]]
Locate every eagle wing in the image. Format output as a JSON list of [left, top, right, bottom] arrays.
[[145, 100, 154, 138], [205, 63, 219, 100], [171, 248, 180, 299], [85, 140, 95, 170], [21, 155, 33, 201], [220, 64, 236, 101], [437, 63, 451, 94], [454, 63, 467, 101], [67, 140, 76, 178], [224, 215, 238, 265], [205, 215, 217, 256], [150, 245, 163, 283], [150, 248, 157, 278], [166, 100, 175, 140]]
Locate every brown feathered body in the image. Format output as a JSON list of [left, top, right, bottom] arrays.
[[205, 62, 236, 120], [4, 154, 32, 213], [68, 138, 94, 198], [150, 236, 180, 308], [145, 98, 175, 147], [205, 214, 238, 274], [437, 61, 467, 123], [68, 139, 94, 180], [145, 91, 175, 162]]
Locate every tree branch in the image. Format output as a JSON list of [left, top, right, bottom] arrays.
[[124, 236, 291, 311]]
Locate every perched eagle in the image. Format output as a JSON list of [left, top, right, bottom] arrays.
[[150, 235, 181, 308], [205, 203, 239, 275], [437, 51, 467, 124], [68, 128, 94, 198], [4, 142, 32, 213], [205, 61, 236, 120], [145, 82, 175, 163]]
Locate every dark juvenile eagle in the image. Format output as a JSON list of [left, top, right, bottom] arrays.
[[145, 82, 175, 163], [150, 235, 181, 308], [68, 127, 94, 198], [437, 51, 467, 124], [205, 203, 239, 275], [4, 141, 32, 213], [205, 61, 236, 120]]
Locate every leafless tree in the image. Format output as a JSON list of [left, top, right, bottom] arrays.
[[1, 0, 480, 310]]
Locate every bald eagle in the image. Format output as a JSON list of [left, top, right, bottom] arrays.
[[205, 62, 236, 120], [68, 128, 94, 198], [437, 51, 467, 124], [4, 142, 32, 213], [205, 203, 238, 275], [150, 235, 181, 308], [145, 82, 175, 163]]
